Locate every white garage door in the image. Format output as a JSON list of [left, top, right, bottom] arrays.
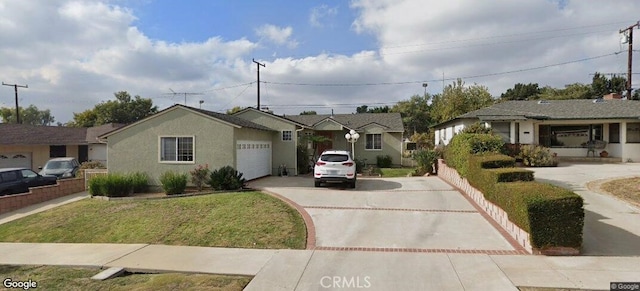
[[236, 141, 272, 181], [0, 153, 32, 169]]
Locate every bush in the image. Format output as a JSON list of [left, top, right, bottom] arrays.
[[88, 174, 133, 197], [376, 155, 393, 168], [190, 164, 210, 191], [354, 158, 366, 174], [444, 133, 504, 177], [296, 145, 311, 175], [129, 172, 149, 193], [209, 166, 246, 191], [159, 171, 187, 195], [80, 161, 106, 170], [519, 145, 558, 167], [412, 149, 438, 174], [461, 122, 493, 134]]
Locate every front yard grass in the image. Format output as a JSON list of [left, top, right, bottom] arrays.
[[0, 192, 306, 249], [380, 167, 415, 177], [0, 265, 250, 291], [599, 177, 640, 207]]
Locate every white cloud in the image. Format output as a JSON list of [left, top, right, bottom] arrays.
[[255, 24, 299, 49], [309, 4, 338, 27], [1, 0, 639, 123]]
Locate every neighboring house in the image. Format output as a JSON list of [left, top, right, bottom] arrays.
[[100, 105, 405, 186], [234, 108, 404, 169], [0, 123, 121, 170], [86, 123, 125, 166], [433, 94, 640, 162]]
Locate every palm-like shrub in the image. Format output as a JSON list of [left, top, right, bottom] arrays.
[[209, 166, 246, 190]]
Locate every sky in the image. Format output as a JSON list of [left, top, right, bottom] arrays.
[[0, 0, 639, 124]]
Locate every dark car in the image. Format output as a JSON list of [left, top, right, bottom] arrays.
[[39, 157, 80, 179], [0, 168, 58, 196]]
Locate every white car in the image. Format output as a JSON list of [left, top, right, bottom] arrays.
[[314, 150, 356, 188]]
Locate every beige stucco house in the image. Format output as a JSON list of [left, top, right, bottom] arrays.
[[433, 95, 640, 162], [0, 123, 122, 170], [101, 105, 405, 186]]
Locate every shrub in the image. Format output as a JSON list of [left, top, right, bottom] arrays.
[[129, 172, 149, 193], [209, 166, 246, 190], [190, 164, 210, 191], [88, 174, 133, 197], [412, 149, 438, 174], [461, 122, 493, 134], [376, 155, 393, 168], [88, 175, 106, 196], [519, 145, 558, 167], [444, 133, 504, 177], [159, 171, 187, 195], [354, 158, 366, 174], [296, 145, 311, 175], [79, 161, 106, 170]]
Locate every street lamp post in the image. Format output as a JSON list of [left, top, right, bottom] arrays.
[[344, 129, 360, 159]]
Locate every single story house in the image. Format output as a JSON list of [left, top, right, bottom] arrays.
[[101, 105, 404, 186], [0, 123, 122, 170], [433, 94, 640, 162]]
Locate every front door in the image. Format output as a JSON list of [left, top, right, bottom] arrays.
[[78, 145, 89, 163], [316, 132, 333, 155]]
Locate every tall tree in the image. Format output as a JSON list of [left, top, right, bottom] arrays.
[[367, 106, 390, 113], [299, 110, 317, 115], [430, 79, 494, 124], [539, 83, 592, 100], [0, 105, 55, 125], [68, 91, 157, 127], [500, 83, 541, 100], [356, 105, 368, 113], [226, 106, 243, 115], [390, 94, 432, 135], [591, 72, 626, 97]]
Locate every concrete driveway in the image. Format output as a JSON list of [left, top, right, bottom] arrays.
[[530, 162, 640, 256], [249, 176, 519, 252]]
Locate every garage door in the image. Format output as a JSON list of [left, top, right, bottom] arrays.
[[236, 141, 272, 181], [0, 153, 32, 169]]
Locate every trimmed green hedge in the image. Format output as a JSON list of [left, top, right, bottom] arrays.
[[445, 134, 584, 250], [444, 133, 504, 177], [88, 172, 148, 197]]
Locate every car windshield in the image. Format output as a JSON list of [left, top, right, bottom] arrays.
[[320, 154, 349, 162], [45, 161, 73, 170]]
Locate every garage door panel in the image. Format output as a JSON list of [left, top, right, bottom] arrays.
[[0, 153, 32, 169], [236, 141, 271, 181]]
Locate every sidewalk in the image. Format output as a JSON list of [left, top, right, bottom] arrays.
[[0, 191, 89, 225], [0, 242, 638, 290]]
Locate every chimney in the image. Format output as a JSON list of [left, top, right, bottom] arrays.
[[603, 93, 622, 100]]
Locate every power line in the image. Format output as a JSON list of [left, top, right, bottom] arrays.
[[2, 82, 28, 124], [163, 88, 204, 106]]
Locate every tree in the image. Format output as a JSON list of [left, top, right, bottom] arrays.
[[299, 110, 317, 115], [68, 91, 157, 127], [226, 106, 243, 115], [356, 105, 369, 113], [500, 83, 541, 101], [0, 105, 55, 125], [430, 79, 494, 124], [356, 105, 390, 113], [538, 83, 592, 100], [591, 72, 626, 97], [390, 95, 432, 135]]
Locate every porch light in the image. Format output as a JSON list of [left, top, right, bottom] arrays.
[[345, 129, 360, 159]]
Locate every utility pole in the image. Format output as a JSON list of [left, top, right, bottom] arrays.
[[252, 58, 265, 109], [620, 21, 639, 98], [2, 82, 28, 124]]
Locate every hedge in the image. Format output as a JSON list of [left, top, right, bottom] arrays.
[[444, 133, 504, 177], [88, 172, 149, 197], [445, 134, 584, 250]]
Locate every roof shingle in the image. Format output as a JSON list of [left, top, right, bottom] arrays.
[[286, 113, 404, 132]]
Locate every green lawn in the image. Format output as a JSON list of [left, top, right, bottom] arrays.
[[0, 265, 250, 291], [0, 192, 306, 249], [380, 167, 415, 177]]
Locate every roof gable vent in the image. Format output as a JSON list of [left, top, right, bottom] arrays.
[[537, 100, 550, 104], [592, 98, 605, 103]]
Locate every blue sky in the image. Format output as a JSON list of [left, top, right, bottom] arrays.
[[0, 0, 638, 123]]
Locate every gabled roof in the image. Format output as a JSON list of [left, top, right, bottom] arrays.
[[100, 104, 272, 138], [286, 113, 404, 132], [0, 124, 88, 145], [233, 107, 309, 128], [86, 123, 125, 143], [459, 99, 640, 120]]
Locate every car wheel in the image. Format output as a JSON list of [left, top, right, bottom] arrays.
[[348, 181, 356, 189], [314, 180, 321, 187]]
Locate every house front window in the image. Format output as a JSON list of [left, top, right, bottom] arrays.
[[160, 136, 194, 162], [609, 123, 620, 143], [538, 124, 602, 148], [282, 130, 292, 141], [491, 122, 511, 143], [627, 123, 640, 143], [365, 134, 382, 150]]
